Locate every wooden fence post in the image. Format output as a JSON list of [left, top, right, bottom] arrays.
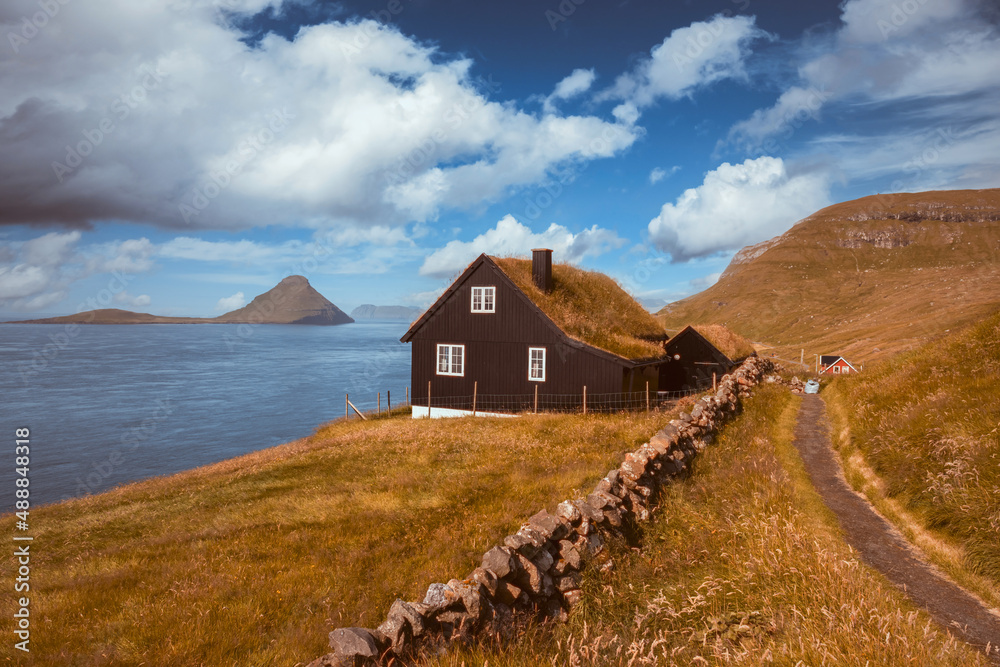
[[645, 381, 650, 412], [387, 390, 391, 412], [346, 398, 367, 420], [378, 392, 381, 415], [427, 380, 432, 419], [473, 381, 478, 417], [534, 384, 538, 414], [583, 385, 587, 415], [713, 372, 717, 392], [406, 386, 409, 405]]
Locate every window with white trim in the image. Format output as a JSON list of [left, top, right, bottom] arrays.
[[528, 347, 546, 382], [471, 286, 495, 313], [436, 344, 464, 376]]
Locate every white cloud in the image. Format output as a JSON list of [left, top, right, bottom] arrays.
[[419, 214, 626, 279], [0, 3, 637, 233], [647, 156, 831, 261], [114, 291, 151, 308], [215, 291, 246, 312], [602, 14, 767, 108], [0, 231, 155, 310], [649, 166, 680, 184], [727, 0, 1000, 185], [543, 68, 597, 113]]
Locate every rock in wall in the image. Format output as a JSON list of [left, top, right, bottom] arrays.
[[307, 354, 776, 667]]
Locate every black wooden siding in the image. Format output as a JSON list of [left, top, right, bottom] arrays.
[[659, 327, 732, 391], [408, 259, 632, 401]]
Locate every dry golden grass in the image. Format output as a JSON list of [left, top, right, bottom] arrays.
[[428, 386, 991, 666], [824, 310, 1000, 607], [494, 257, 666, 360], [692, 324, 756, 362], [0, 409, 672, 666]]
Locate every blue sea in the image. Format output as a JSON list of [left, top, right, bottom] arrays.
[[1, 321, 411, 506]]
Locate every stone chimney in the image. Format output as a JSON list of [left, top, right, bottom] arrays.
[[532, 248, 553, 293]]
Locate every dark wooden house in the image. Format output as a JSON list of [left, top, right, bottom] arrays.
[[401, 250, 670, 414], [659, 326, 734, 392], [819, 355, 858, 375]]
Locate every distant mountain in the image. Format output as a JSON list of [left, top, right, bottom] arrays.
[[13, 276, 354, 326], [350, 304, 423, 321], [657, 188, 1000, 364], [215, 276, 353, 325]]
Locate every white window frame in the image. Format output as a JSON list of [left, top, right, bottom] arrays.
[[528, 346, 546, 382], [436, 344, 465, 377], [470, 286, 496, 313]]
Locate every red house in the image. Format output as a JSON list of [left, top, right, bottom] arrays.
[[819, 355, 859, 375], [400, 250, 670, 416]]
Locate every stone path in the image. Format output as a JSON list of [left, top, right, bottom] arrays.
[[792, 395, 1000, 663]]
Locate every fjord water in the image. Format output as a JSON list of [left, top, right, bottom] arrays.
[[2, 321, 410, 506]]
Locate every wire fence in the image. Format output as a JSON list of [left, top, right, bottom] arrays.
[[344, 379, 711, 420]]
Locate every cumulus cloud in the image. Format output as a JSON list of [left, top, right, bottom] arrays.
[[601, 14, 767, 108], [419, 214, 626, 279], [647, 157, 831, 261], [0, 1, 636, 232], [727, 0, 1000, 186], [0, 230, 155, 310], [215, 291, 246, 312], [543, 68, 597, 113]]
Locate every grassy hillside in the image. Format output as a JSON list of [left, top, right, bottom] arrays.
[[431, 386, 989, 666], [657, 189, 1000, 364], [0, 410, 669, 666], [825, 310, 1000, 605]]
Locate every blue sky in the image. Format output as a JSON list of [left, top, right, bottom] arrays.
[[1, 0, 998, 318]]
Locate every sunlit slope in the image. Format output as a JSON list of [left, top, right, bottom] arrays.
[[657, 189, 1000, 363]]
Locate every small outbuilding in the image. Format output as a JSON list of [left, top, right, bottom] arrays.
[[659, 326, 735, 392], [819, 355, 859, 375]]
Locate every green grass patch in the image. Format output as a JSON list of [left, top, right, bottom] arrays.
[[0, 410, 671, 666], [429, 386, 989, 666]]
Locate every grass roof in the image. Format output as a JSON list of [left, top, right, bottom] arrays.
[[493, 257, 667, 360], [693, 324, 757, 362]]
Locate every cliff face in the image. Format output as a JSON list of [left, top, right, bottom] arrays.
[[214, 276, 354, 325]]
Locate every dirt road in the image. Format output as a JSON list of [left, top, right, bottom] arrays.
[[793, 394, 1000, 662]]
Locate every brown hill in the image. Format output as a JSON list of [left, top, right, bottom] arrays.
[[214, 275, 353, 325], [14, 276, 354, 326], [656, 188, 1000, 364], [13, 309, 208, 324]]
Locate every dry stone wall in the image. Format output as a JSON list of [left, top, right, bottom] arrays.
[[307, 355, 776, 667]]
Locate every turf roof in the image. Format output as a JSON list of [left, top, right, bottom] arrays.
[[493, 257, 667, 361]]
